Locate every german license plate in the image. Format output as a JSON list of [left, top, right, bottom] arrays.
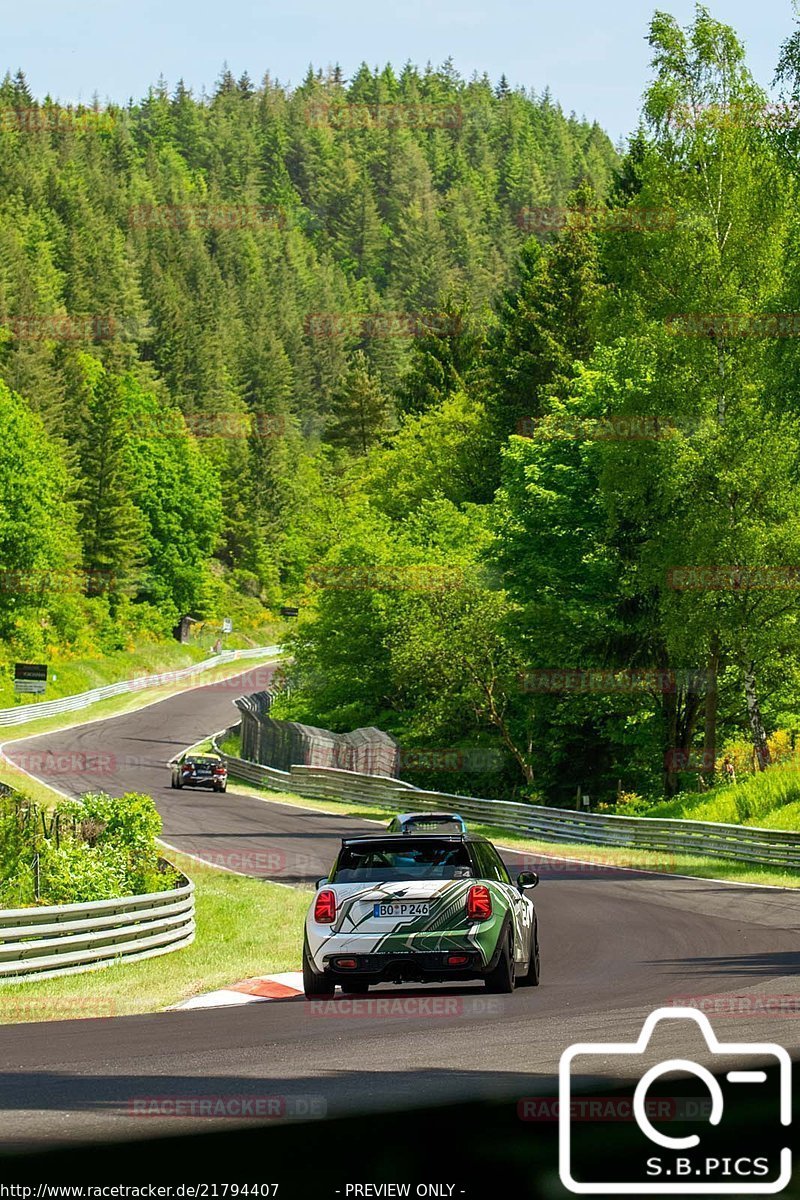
[[373, 902, 430, 918]]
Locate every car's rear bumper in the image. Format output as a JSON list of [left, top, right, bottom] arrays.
[[315, 927, 509, 983], [179, 777, 227, 788], [323, 949, 486, 984]]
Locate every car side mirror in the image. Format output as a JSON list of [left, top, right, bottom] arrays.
[[315, 878, 328, 890], [517, 871, 539, 891]]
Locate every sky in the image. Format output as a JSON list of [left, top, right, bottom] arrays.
[[2, 0, 795, 143]]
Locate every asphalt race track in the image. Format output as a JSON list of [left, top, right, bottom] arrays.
[[1, 668, 800, 1153]]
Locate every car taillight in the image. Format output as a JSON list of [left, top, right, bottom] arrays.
[[181, 765, 192, 773], [314, 889, 336, 923], [466, 885, 492, 920], [213, 765, 226, 775]]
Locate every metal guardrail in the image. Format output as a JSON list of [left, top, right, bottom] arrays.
[[214, 727, 800, 870], [0, 862, 195, 983], [0, 646, 280, 729]]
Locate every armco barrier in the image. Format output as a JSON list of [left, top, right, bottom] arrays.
[[0, 862, 194, 983], [213, 727, 800, 870], [0, 646, 280, 729]]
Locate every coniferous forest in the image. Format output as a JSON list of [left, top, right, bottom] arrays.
[[6, 7, 800, 807]]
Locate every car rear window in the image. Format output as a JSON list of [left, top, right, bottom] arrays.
[[332, 840, 475, 883], [405, 819, 463, 834], [187, 756, 217, 766]]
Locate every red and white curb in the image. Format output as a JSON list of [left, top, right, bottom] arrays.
[[174, 972, 304, 1010]]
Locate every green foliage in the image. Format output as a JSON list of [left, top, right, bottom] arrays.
[[0, 63, 612, 657], [282, 10, 800, 809], [0, 789, 170, 906]]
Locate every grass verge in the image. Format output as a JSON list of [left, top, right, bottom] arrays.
[[0, 848, 309, 1024], [225, 775, 800, 890]]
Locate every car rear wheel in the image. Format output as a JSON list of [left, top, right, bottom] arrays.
[[175, 779, 183, 789], [484, 930, 515, 994], [303, 939, 335, 997], [517, 924, 540, 987]]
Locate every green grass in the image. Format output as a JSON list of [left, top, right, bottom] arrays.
[[646, 760, 800, 829], [218, 729, 242, 756], [226, 774, 800, 889], [0, 848, 310, 1023]]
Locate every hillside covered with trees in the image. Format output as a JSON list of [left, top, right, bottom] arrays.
[[0, 61, 614, 660], [8, 6, 800, 808]]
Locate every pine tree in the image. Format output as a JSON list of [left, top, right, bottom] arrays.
[[326, 351, 392, 454], [77, 369, 147, 597]]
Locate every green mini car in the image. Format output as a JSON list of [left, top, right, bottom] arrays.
[[303, 833, 540, 997]]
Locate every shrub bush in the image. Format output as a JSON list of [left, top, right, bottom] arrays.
[[0, 789, 173, 906]]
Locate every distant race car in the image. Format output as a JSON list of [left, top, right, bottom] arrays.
[[171, 753, 228, 792], [386, 811, 467, 835], [302, 832, 539, 997]]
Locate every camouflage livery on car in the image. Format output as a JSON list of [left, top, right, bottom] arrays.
[[302, 834, 540, 996]]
